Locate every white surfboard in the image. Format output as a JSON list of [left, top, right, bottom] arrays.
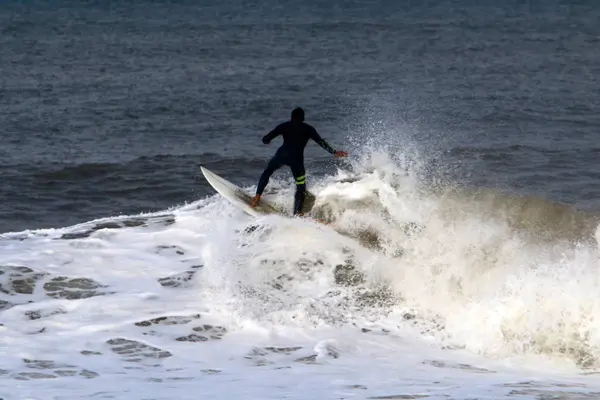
[[200, 166, 282, 217], [200, 166, 316, 218]]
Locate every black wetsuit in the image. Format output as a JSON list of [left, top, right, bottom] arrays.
[[256, 120, 336, 215]]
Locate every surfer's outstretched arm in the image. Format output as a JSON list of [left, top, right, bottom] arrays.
[[309, 127, 348, 157], [262, 124, 283, 144]]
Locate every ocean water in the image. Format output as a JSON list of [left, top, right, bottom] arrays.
[[2, 1, 600, 399]]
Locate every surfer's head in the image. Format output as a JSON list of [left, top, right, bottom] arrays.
[[291, 107, 304, 122]]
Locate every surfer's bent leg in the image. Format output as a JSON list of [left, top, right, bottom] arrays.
[[256, 154, 283, 196], [291, 162, 306, 216]]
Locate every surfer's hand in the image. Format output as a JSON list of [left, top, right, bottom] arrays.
[[334, 150, 348, 158]]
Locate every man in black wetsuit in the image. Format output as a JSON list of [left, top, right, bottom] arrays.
[[250, 107, 348, 216]]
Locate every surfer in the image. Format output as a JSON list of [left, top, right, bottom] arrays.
[[250, 107, 348, 216]]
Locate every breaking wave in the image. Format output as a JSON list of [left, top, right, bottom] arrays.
[[2, 145, 600, 389]]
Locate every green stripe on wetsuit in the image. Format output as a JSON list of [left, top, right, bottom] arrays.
[[295, 174, 306, 185]]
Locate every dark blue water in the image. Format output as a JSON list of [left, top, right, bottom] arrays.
[[1, 0, 599, 233]]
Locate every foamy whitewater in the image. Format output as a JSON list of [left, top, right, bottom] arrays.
[[3, 149, 600, 399]]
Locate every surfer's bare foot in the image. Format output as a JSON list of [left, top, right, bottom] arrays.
[[250, 194, 261, 207]]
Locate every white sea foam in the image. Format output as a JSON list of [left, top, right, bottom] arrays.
[[2, 149, 600, 399]]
